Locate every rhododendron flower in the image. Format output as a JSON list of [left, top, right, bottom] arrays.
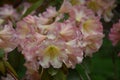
[[16, 2, 104, 72], [87, 0, 116, 22], [36, 6, 57, 25], [69, 5, 95, 22], [23, 15, 36, 24], [109, 20, 120, 46], [59, 0, 72, 13], [83, 34, 103, 56], [0, 4, 19, 20], [0, 22, 17, 53]]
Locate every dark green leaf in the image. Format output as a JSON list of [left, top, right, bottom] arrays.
[[48, 67, 58, 76], [22, 0, 44, 18], [76, 64, 90, 80], [67, 69, 81, 80], [53, 69, 66, 80], [4, 61, 18, 78], [8, 49, 26, 79]]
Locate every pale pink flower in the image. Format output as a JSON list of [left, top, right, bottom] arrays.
[[109, 20, 120, 46], [87, 0, 116, 22], [16, 20, 35, 40], [0, 4, 19, 20], [59, 0, 72, 13], [0, 22, 17, 53], [69, 5, 95, 22], [80, 18, 104, 56], [56, 21, 77, 41], [83, 34, 103, 56], [38, 39, 83, 68], [36, 6, 57, 25], [81, 18, 103, 37], [23, 15, 36, 24]]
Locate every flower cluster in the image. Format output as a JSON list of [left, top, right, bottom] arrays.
[[15, 1, 104, 72], [0, 2, 31, 55], [0, 0, 105, 79], [0, 4, 19, 20]]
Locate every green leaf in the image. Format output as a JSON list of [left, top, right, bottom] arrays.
[[41, 69, 51, 80], [53, 70, 66, 80], [4, 61, 18, 78], [8, 49, 26, 79], [22, 0, 44, 18], [76, 64, 90, 80], [0, 49, 4, 58], [0, 60, 6, 75], [48, 67, 58, 76], [67, 69, 80, 80]]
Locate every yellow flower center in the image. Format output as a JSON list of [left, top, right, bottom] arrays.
[[44, 45, 60, 59], [83, 19, 93, 32]]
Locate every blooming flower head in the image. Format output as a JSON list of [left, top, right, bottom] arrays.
[[36, 6, 57, 25], [109, 20, 120, 46], [0, 4, 19, 20], [0, 22, 17, 53], [86, 0, 116, 22]]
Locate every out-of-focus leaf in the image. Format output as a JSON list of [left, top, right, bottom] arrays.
[[76, 64, 90, 80], [48, 67, 58, 76], [41, 69, 51, 80], [67, 69, 80, 80], [4, 61, 18, 78], [0, 60, 6, 75], [91, 75, 106, 80], [8, 49, 26, 79], [53, 70, 66, 80], [89, 37, 120, 80], [22, 0, 43, 18], [0, 49, 4, 58]]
